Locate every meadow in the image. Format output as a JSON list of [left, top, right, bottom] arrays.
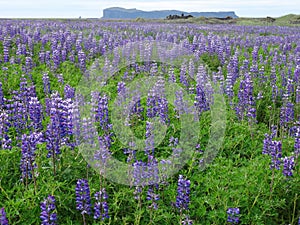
[[0, 19, 299, 224]]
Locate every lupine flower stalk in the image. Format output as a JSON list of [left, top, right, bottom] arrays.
[[75, 179, 91, 225], [0, 111, 12, 150], [94, 188, 109, 221], [20, 132, 43, 190], [40, 195, 57, 225], [175, 175, 191, 212], [227, 208, 240, 224], [0, 207, 9, 225], [282, 156, 295, 176]]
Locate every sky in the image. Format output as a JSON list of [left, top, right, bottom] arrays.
[[0, 0, 299, 18]]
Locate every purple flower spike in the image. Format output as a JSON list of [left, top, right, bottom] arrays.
[[94, 188, 109, 220], [0, 207, 9, 225], [175, 175, 191, 211], [40, 195, 57, 225], [282, 156, 295, 176], [227, 207, 240, 224], [75, 179, 91, 215]]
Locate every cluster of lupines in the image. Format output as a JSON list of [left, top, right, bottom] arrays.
[[0, 208, 9, 225], [40, 195, 57, 225], [1, 19, 300, 225], [75, 179, 109, 223], [263, 126, 296, 176], [226, 208, 240, 224]]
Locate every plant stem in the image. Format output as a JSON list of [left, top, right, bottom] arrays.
[[82, 213, 86, 225]]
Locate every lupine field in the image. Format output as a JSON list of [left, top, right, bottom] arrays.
[[0, 19, 300, 225]]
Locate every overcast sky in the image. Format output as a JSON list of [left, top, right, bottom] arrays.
[[0, 0, 299, 18]]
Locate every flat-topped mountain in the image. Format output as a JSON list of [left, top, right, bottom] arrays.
[[102, 7, 238, 19]]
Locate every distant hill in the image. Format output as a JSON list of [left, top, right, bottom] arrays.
[[102, 7, 238, 19]]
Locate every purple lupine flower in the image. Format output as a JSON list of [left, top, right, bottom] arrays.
[[52, 49, 61, 70], [3, 47, 9, 63], [56, 73, 64, 85], [263, 133, 272, 155], [123, 142, 136, 163], [146, 79, 169, 123], [25, 56, 33, 72], [188, 59, 195, 79], [181, 214, 193, 225], [175, 175, 191, 211], [180, 62, 189, 88], [20, 132, 43, 182], [61, 49, 67, 62], [45, 106, 61, 158], [39, 51, 45, 64], [227, 207, 240, 224], [98, 95, 110, 131], [94, 135, 112, 173], [2, 37, 11, 63], [147, 154, 159, 186], [194, 84, 209, 114], [45, 51, 51, 66], [147, 185, 159, 210], [263, 126, 277, 155], [295, 134, 300, 158], [0, 207, 9, 225], [94, 188, 109, 220], [91, 92, 110, 131], [270, 141, 282, 170], [0, 82, 5, 109], [42, 73, 51, 96], [0, 111, 12, 150], [150, 62, 158, 76], [145, 121, 155, 156], [168, 66, 176, 83], [235, 73, 256, 122], [78, 50, 86, 72], [45, 93, 74, 173], [296, 86, 300, 104], [40, 195, 57, 225], [282, 156, 295, 176], [7, 86, 33, 135], [75, 179, 91, 215], [28, 97, 43, 130], [64, 84, 75, 99], [45, 92, 74, 159], [174, 90, 189, 117], [280, 101, 294, 128], [132, 160, 148, 188], [147, 88, 157, 119]]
